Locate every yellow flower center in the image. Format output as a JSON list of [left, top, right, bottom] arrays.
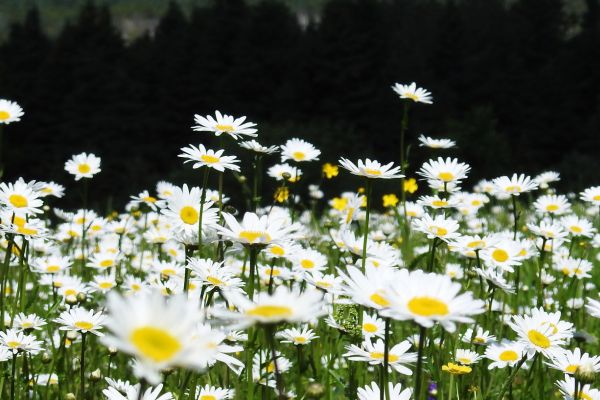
[[429, 226, 448, 236], [300, 259, 315, 269], [207, 276, 224, 286], [64, 289, 77, 296], [498, 350, 518, 361], [292, 151, 306, 161], [492, 249, 509, 262], [265, 268, 281, 277], [200, 396, 217, 400], [143, 196, 157, 203], [458, 357, 472, 365], [7, 341, 21, 348], [215, 124, 234, 132], [0, 111, 10, 121], [527, 329, 550, 348], [78, 163, 91, 174], [21, 322, 33, 329], [593, 195, 600, 201], [130, 326, 182, 362], [179, 206, 199, 225], [9, 194, 28, 208], [201, 154, 220, 164], [438, 172, 454, 182], [505, 185, 521, 193], [570, 225, 582, 234], [404, 93, 420, 102], [432, 200, 448, 207], [270, 246, 285, 256], [246, 305, 293, 319], [545, 204, 559, 212], [467, 240, 485, 248], [363, 323, 378, 333], [407, 296, 449, 317], [100, 259, 114, 268], [370, 352, 399, 362], [239, 230, 271, 243], [370, 292, 390, 307], [364, 168, 382, 176], [162, 269, 176, 276], [75, 321, 94, 330], [99, 282, 113, 289], [295, 337, 307, 344], [17, 226, 38, 236], [566, 364, 579, 374]]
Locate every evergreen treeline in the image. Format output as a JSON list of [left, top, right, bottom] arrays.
[[1, 0, 599, 210]]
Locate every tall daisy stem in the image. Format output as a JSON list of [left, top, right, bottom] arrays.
[[80, 332, 86, 398], [511, 195, 518, 240], [9, 353, 17, 400], [252, 154, 263, 211], [537, 238, 547, 308], [496, 357, 526, 400], [382, 317, 391, 400], [197, 167, 210, 256], [247, 246, 259, 301], [266, 324, 285, 397], [399, 101, 410, 204], [0, 233, 14, 330], [361, 179, 373, 273], [414, 326, 427, 399]]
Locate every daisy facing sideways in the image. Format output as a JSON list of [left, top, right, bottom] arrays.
[[0, 99, 24, 124], [280, 138, 321, 163], [344, 338, 417, 375], [417, 134, 455, 149], [338, 158, 403, 179], [178, 144, 240, 172], [391, 82, 433, 104], [192, 110, 257, 140]]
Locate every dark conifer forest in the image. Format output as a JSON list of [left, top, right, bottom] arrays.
[[1, 0, 599, 209]]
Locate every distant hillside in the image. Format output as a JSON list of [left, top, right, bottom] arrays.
[[0, 0, 325, 40]]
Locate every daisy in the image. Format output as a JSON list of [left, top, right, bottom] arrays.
[[492, 174, 538, 196], [179, 144, 240, 172], [161, 184, 219, 237], [156, 181, 176, 200], [0, 329, 43, 355], [391, 82, 433, 104], [0, 99, 24, 124], [239, 139, 279, 154], [37, 181, 65, 198], [215, 212, 299, 247], [91, 274, 118, 293], [561, 215, 595, 238], [187, 258, 243, 292], [192, 110, 257, 140], [417, 157, 470, 185], [527, 220, 568, 241], [338, 265, 396, 311], [221, 285, 325, 326], [103, 383, 173, 400], [344, 338, 417, 375], [55, 307, 106, 336], [480, 239, 524, 272], [291, 248, 328, 274], [546, 347, 600, 375], [412, 214, 461, 242], [267, 163, 302, 182], [64, 152, 101, 180], [417, 134, 455, 149], [534, 171, 560, 189], [585, 298, 600, 319], [357, 382, 412, 400], [381, 269, 484, 332], [485, 340, 525, 369], [461, 327, 496, 345], [102, 291, 208, 384], [361, 313, 385, 339], [0, 180, 44, 215], [277, 327, 318, 345], [417, 194, 460, 209], [130, 190, 165, 211], [557, 375, 600, 400], [280, 138, 321, 163], [580, 186, 600, 206], [12, 313, 46, 331], [194, 385, 234, 400], [508, 309, 573, 357], [339, 158, 404, 179], [303, 271, 343, 294], [455, 349, 483, 365], [533, 194, 571, 215]]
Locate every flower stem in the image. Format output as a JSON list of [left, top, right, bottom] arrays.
[[266, 324, 285, 397], [382, 317, 391, 400], [80, 332, 86, 398], [10, 353, 17, 400], [414, 326, 427, 399], [361, 179, 373, 273], [197, 167, 210, 256], [511, 195, 518, 240], [247, 246, 259, 300], [537, 238, 547, 308], [495, 357, 526, 400]]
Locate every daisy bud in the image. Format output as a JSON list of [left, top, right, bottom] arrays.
[[66, 331, 78, 341], [306, 382, 325, 398], [108, 346, 118, 355], [575, 362, 596, 385], [281, 172, 292, 181], [76, 292, 87, 303], [65, 393, 76, 400], [41, 352, 52, 364], [237, 175, 247, 183], [65, 295, 78, 305], [90, 368, 102, 382], [224, 205, 238, 215]]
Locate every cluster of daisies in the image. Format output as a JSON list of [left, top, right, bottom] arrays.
[[0, 84, 599, 400]]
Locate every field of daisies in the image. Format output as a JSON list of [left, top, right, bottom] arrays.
[[0, 81, 599, 400]]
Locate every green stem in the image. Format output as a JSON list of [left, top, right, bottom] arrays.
[[361, 179, 373, 273], [266, 324, 284, 396], [197, 167, 210, 256], [247, 246, 259, 300], [80, 333, 86, 398], [511, 195, 518, 240], [382, 318, 391, 400], [495, 357, 526, 400], [10, 353, 17, 400], [414, 326, 427, 399], [537, 238, 547, 308]]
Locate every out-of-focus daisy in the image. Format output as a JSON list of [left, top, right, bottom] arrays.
[[546, 347, 600, 375], [561, 215, 595, 237], [221, 286, 325, 327], [37, 181, 65, 198], [580, 186, 600, 206], [485, 340, 525, 369], [103, 383, 173, 400], [55, 307, 106, 336], [64, 152, 101, 180], [102, 291, 208, 384], [557, 375, 600, 400], [192, 110, 257, 140], [130, 190, 165, 211], [417, 194, 460, 210], [527, 220, 568, 241], [194, 385, 234, 400], [585, 298, 600, 319], [357, 381, 412, 400], [391, 82, 433, 104], [267, 163, 302, 182], [344, 338, 416, 375], [12, 313, 46, 331], [533, 194, 570, 215], [215, 212, 298, 247], [382, 269, 484, 332], [277, 327, 318, 345], [0, 329, 43, 354], [338, 265, 396, 311], [179, 144, 240, 172], [455, 349, 482, 365], [291, 248, 327, 274], [339, 158, 403, 179], [417, 134, 455, 149], [0, 99, 24, 124], [280, 138, 321, 162], [534, 171, 560, 189], [412, 214, 461, 242], [492, 174, 538, 196], [239, 139, 278, 154], [417, 157, 470, 186], [461, 327, 496, 345]]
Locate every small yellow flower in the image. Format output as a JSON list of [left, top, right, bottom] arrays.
[[322, 163, 339, 179], [442, 362, 472, 375], [382, 194, 399, 208], [274, 187, 289, 203], [331, 197, 348, 211], [403, 178, 418, 194]]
